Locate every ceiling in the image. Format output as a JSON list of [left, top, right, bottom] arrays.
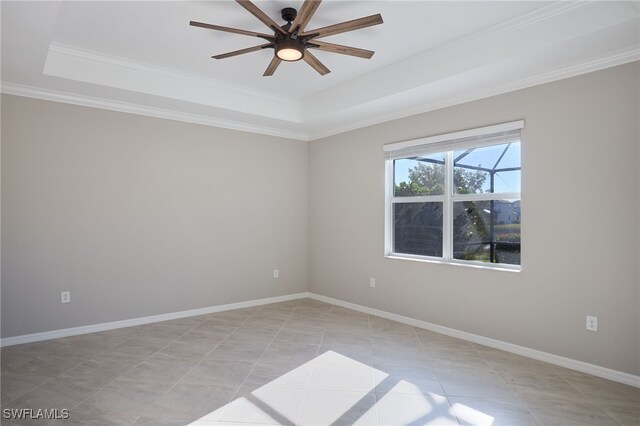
[[2, 1, 639, 141]]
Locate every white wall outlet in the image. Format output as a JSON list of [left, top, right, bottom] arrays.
[[586, 315, 598, 332], [61, 291, 71, 304], [369, 277, 376, 288], [273, 269, 279, 279]]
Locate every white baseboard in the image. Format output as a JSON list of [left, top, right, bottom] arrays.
[[0, 293, 309, 348], [3, 290, 638, 389], [308, 293, 640, 389]]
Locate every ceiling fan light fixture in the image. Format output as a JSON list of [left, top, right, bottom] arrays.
[[190, 1, 384, 76], [275, 39, 304, 61]]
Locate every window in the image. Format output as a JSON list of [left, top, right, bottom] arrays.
[[384, 121, 523, 270]]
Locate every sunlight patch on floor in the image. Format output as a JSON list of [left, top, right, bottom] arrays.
[[188, 350, 495, 425], [376, 386, 460, 425], [451, 402, 496, 425]]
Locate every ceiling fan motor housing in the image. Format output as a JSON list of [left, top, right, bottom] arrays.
[[190, 0, 383, 76], [276, 8, 304, 62], [281, 7, 297, 23]]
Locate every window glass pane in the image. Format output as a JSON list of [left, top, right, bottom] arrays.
[[394, 153, 446, 196], [453, 168, 490, 194], [394, 202, 443, 257], [453, 200, 520, 265], [495, 142, 520, 169], [454, 142, 521, 194], [494, 170, 521, 193]]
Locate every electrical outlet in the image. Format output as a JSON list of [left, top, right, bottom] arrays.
[[273, 269, 279, 279], [369, 277, 376, 288], [586, 315, 598, 332], [61, 291, 71, 304]]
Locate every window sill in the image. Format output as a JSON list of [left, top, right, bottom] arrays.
[[385, 253, 521, 273]]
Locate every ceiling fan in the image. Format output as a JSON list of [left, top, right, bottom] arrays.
[[190, 0, 383, 76]]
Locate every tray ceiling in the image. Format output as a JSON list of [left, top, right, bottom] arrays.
[[2, 1, 639, 140]]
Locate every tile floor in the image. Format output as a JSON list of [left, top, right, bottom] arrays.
[[1, 298, 638, 425]]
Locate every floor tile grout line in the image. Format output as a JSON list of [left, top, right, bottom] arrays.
[[66, 318, 215, 422], [1, 350, 97, 407], [1, 333, 127, 405], [2, 301, 310, 425], [410, 323, 463, 426], [0, 325, 161, 408], [1, 320, 208, 422], [468, 340, 499, 374], [129, 308, 263, 425], [292, 303, 330, 426], [8, 300, 633, 425], [544, 372, 623, 425], [472, 345, 621, 425], [366, 311, 381, 426], [457, 343, 623, 425], [132, 308, 278, 424], [218, 302, 302, 424], [469, 339, 525, 411]]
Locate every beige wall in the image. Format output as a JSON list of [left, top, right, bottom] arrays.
[[2, 63, 639, 376], [309, 62, 640, 375], [1, 95, 308, 338]]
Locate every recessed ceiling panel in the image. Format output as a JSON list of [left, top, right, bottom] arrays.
[[50, 1, 550, 99], [2, 1, 638, 140]]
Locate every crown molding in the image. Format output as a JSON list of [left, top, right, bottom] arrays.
[[39, 2, 597, 130], [47, 43, 293, 105], [14, 1, 635, 142], [467, 1, 589, 44], [4, 47, 638, 143], [302, 0, 637, 123], [0, 82, 309, 141], [44, 42, 301, 123], [301, 2, 594, 114], [306, 49, 640, 141]]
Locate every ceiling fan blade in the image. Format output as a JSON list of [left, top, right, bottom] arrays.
[[289, 0, 322, 34], [213, 43, 272, 60], [306, 41, 374, 59], [190, 21, 274, 40], [303, 50, 330, 75], [301, 14, 383, 39], [263, 56, 282, 76], [235, 0, 287, 36]]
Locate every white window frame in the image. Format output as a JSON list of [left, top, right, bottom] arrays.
[[384, 121, 524, 271]]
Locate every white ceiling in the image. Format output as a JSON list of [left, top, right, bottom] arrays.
[[2, 1, 639, 140]]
